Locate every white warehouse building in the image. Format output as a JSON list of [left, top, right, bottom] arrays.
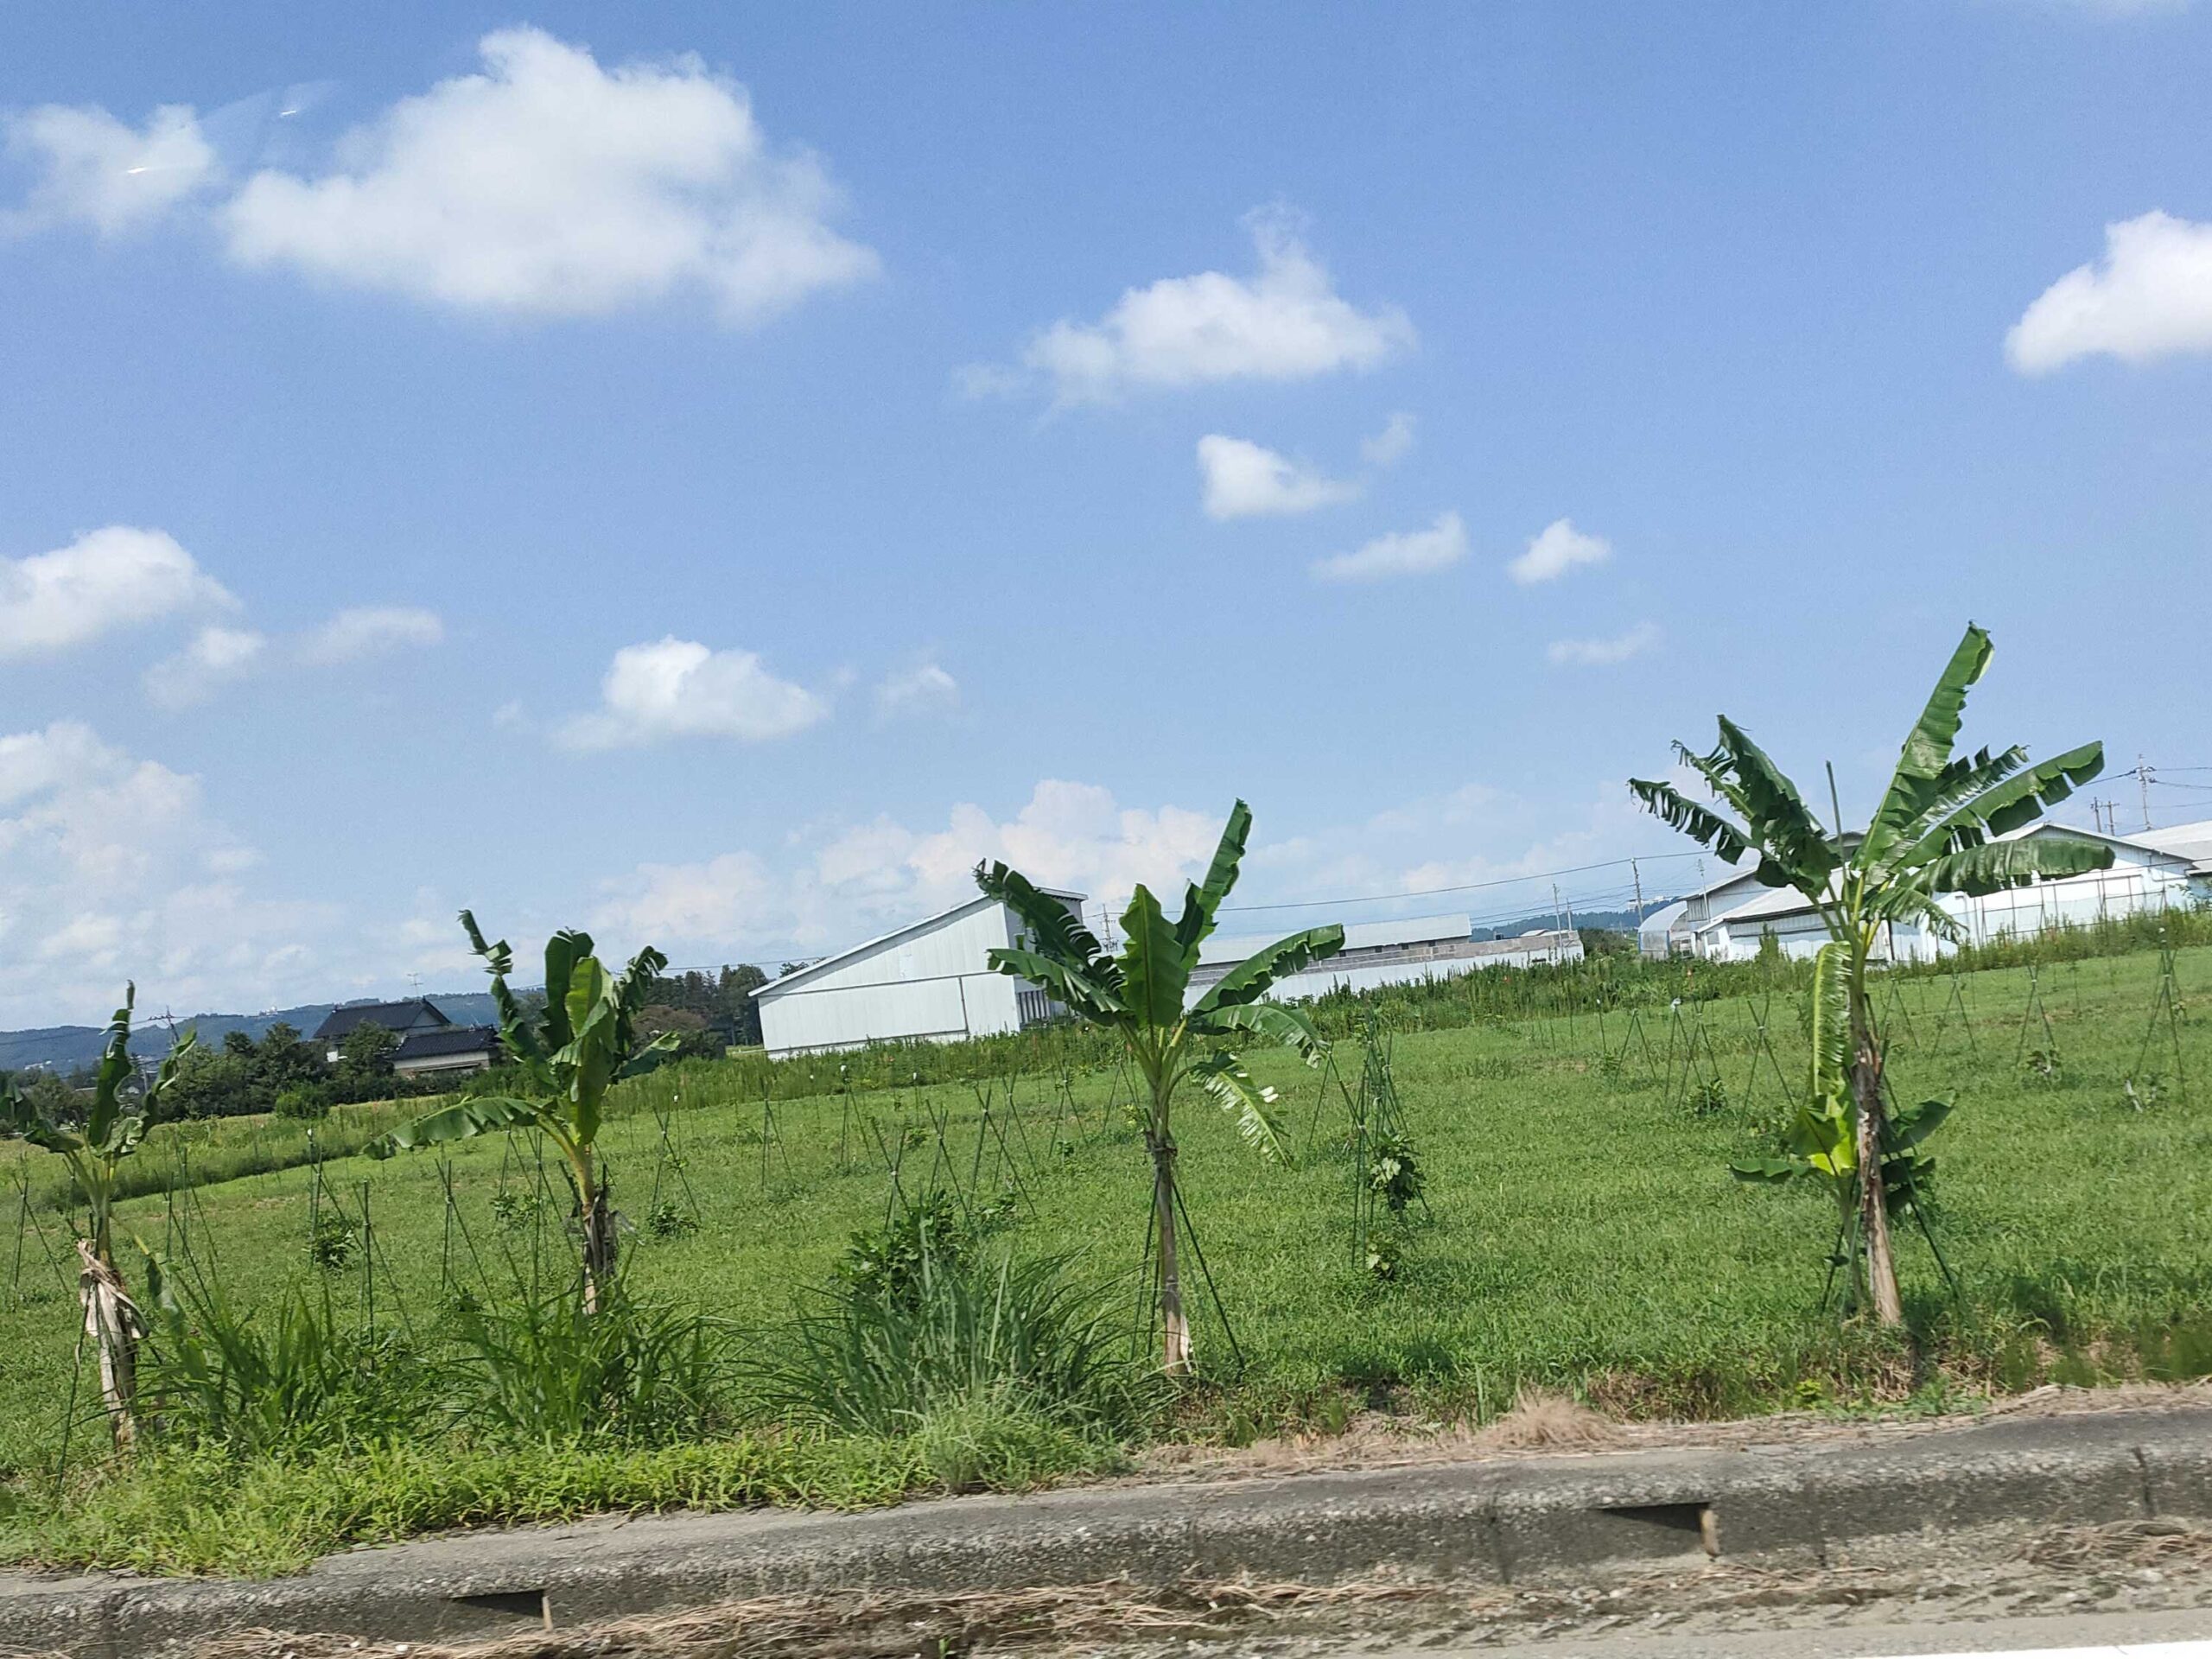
[[1637, 818, 2212, 965], [1187, 914, 1583, 1005], [754, 887, 1086, 1058], [759, 903, 1587, 1058]]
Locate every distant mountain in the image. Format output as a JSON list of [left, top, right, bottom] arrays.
[[0, 990, 504, 1075]]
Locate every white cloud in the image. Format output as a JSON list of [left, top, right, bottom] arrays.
[[221, 27, 876, 322], [559, 637, 829, 749], [0, 721, 345, 1026], [1196, 435, 1359, 519], [300, 605, 445, 664], [3, 102, 218, 234], [132, 605, 442, 708], [2006, 210, 2212, 373], [1016, 210, 1413, 404], [1312, 511, 1467, 583], [1509, 518, 1611, 585], [144, 626, 268, 709], [597, 850, 783, 948], [0, 526, 233, 658], [593, 779, 1224, 957], [874, 661, 960, 720], [1546, 621, 1661, 667], [1359, 411, 1417, 467], [595, 772, 1684, 972]]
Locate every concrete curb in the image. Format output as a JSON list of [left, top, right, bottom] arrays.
[[6, 1407, 2211, 1657]]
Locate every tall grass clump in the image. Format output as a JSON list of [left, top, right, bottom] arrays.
[[766, 1197, 1149, 1443], [139, 1262, 435, 1455], [450, 1288, 734, 1443]]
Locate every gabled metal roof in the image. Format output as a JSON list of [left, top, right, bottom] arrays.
[[755, 886, 1087, 1001], [2133, 817, 2212, 868]]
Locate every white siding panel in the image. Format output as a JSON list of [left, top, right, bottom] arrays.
[[797, 902, 1014, 995], [755, 894, 1076, 1057], [1682, 833, 2199, 965]]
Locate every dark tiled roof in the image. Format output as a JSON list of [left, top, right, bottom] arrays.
[[315, 999, 451, 1040], [394, 1026, 499, 1061]]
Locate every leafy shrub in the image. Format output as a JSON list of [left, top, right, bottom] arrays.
[[1367, 1130, 1424, 1214], [489, 1190, 543, 1233], [273, 1084, 331, 1122], [833, 1191, 975, 1310], [308, 1211, 356, 1273]]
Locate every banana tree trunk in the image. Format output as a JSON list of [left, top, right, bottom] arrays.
[[1148, 1133, 1191, 1375], [576, 1163, 616, 1316], [1851, 1025, 1904, 1328], [76, 1239, 142, 1450]]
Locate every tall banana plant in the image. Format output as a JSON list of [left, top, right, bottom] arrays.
[[976, 799, 1343, 1374], [1631, 623, 2108, 1325], [0, 985, 196, 1446], [374, 913, 678, 1313]]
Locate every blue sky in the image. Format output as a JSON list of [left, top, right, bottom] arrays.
[[2, 2, 2208, 1025]]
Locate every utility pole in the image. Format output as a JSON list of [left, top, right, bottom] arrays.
[[1630, 858, 1644, 923], [1551, 882, 1565, 935], [2138, 756, 2155, 834]]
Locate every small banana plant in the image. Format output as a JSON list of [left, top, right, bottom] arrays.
[[976, 799, 1343, 1374], [1732, 944, 1948, 1314], [1, 985, 197, 1447], [373, 912, 678, 1313]]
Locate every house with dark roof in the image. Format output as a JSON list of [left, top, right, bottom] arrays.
[[390, 1024, 503, 1079], [312, 998, 451, 1062]]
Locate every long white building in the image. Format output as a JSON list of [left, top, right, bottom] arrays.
[[759, 902, 1587, 1056], [1187, 913, 1583, 1005], [754, 887, 1086, 1058], [1637, 818, 2212, 964]]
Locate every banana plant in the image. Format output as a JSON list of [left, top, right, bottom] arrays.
[[374, 913, 678, 1313], [1, 985, 196, 1446], [1732, 943, 1950, 1313], [1631, 624, 2108, 1325], [976, 799, 1343, 1374]]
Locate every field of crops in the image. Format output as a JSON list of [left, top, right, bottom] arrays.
[[3, 940, 2206, 1570]]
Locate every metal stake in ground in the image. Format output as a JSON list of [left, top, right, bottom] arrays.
[[2128, 930, 2189, 1107], [2014, 964, 2061, 1073]]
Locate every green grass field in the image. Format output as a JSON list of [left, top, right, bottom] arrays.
[[1, 943, 2205, 1569]]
